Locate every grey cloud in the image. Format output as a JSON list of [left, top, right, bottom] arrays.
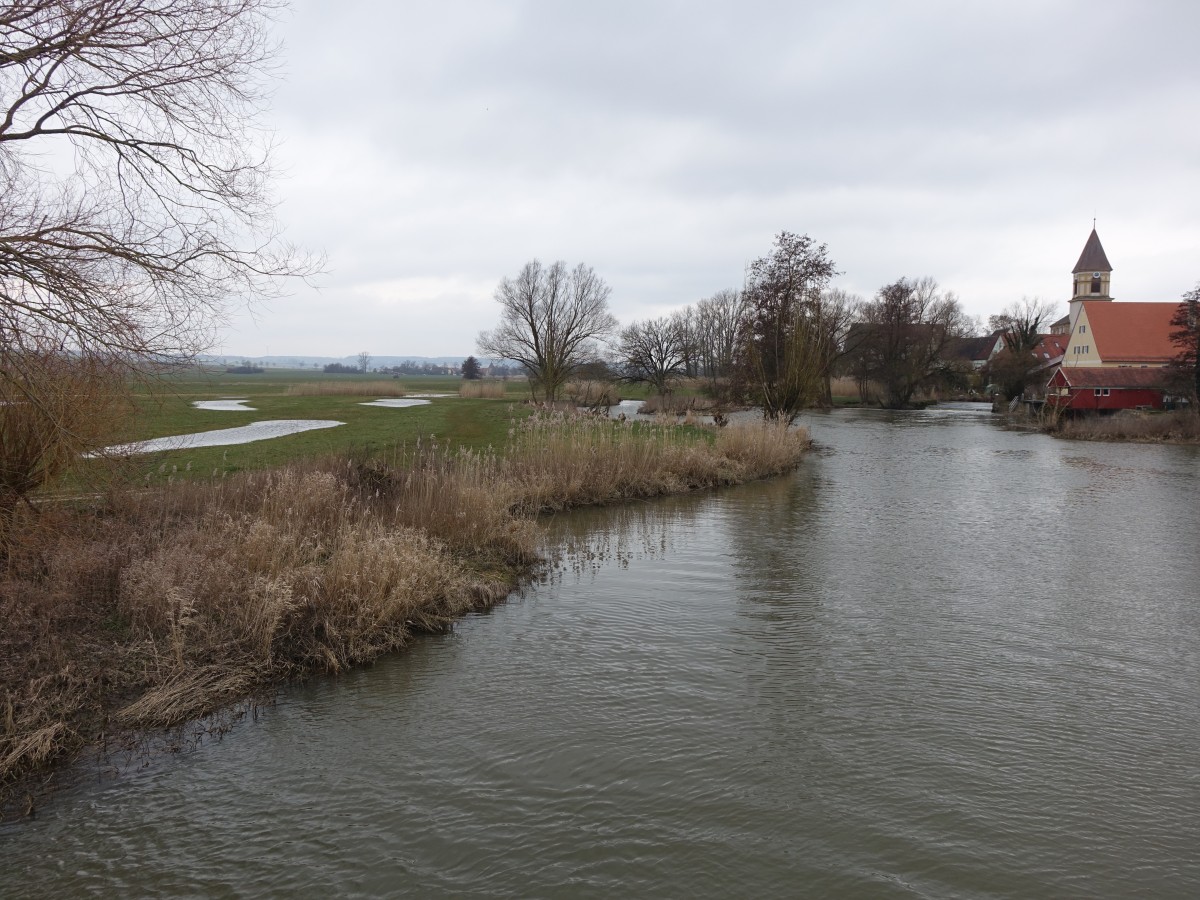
[[217, 0, 1200, 355]]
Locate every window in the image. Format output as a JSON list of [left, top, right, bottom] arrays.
[[1094, 388, 1110, 397], [1079, 324, 1086, 333], [1091, 276, 1101, 293]]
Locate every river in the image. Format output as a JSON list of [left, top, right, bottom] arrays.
[[3, 404, 1199, 897]]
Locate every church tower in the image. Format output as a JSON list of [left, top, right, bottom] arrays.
[[1071, 227, 1112, 301]]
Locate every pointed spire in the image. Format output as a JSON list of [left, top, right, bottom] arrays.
[[1072, 228, 1112, 274]]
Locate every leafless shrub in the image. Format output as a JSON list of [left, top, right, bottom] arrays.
[[564, 380, 619, 407], [637, 394, 721, 415]]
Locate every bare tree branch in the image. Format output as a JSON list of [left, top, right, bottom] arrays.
[[0, 0, 316, 517], [477, 260, 617, 402]]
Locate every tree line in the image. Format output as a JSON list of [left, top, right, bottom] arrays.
[[479, 232, 979, 421], [479, 239, 1200, 416]]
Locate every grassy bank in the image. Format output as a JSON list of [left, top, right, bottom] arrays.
[[1, 414, 809, 813], [1042, 410, 1200, 443]]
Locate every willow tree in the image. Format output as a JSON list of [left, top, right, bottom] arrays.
[[477, 260, 617, 402], [0, 0, 311, 519], [855, 277, 970, 408], [739, 232, 839, 423]]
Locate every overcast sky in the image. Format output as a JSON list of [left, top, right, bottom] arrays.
[[216, 0, 1200, 357]]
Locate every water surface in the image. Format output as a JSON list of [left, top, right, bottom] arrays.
[[359, 398, 432, 408], [192, 399, 255, 411], [7, 404, 1200, 897], [96, 419, 344, 455]]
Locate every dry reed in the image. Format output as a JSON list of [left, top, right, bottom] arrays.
[[284, 381, 407, 397], [458, 380, 507, 399], [1050, 410, 1200, 443], [0, 414, 809, 810]]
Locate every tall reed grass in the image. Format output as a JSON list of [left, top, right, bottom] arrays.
[[1049, 410, 1200, 443], [284, 381, 407, 397], [458, 380, 507, 399], [0, 413, 809, 808]]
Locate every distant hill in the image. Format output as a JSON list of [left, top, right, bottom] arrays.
[[201, 354, 502, 370]]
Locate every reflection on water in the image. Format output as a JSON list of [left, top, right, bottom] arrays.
[[8, 405, 1200, 897]]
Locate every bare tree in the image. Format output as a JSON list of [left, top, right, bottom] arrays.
[[812, 287, 861, 407], [669, 306, 700, 378], [739, 231, 839, 423], [357, 351, 372, 374], [694, 288, 746, 397], [615, 316, 686, 395], [988, 297, 1058, 353], [477, 260, 617, 402], [854, 277, 970, 408], [1, 1, 310, 368], [984, 297, 1058, 400], [0, 0, 311, 515], [1168, 285, 1200, 408]]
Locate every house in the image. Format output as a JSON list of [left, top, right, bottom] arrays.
[[948, 333, 1003, 370], [1044, 228, 1178, 412]]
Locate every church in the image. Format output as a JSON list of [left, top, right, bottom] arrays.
[[1043, 228, 1179, 412]]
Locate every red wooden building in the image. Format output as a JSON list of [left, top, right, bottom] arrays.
[[1045, 366, 1167, 411]]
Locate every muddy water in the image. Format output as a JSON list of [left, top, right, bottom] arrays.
[[5, 404, 1200, 897]]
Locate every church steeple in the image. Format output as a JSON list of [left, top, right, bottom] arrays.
[[1071, 227, 1112, 300]]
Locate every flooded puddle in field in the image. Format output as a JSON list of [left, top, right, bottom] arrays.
[[94, 420, 344, 455], [359, 398, 432, 408], [193, 399, 255, 411]]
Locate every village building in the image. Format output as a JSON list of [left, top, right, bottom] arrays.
[[1045, 228, 1178, 412]]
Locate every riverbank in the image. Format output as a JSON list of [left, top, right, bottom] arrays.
[[1030, 409, 1200, 444], [0, 413, 809, 816]]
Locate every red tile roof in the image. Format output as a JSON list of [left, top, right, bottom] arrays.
[[1057, 366, 1169, 389], [1083, 301, 1179, 363], [1031, 334, 1068, 362]]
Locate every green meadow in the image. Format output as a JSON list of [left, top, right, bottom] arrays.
[[98, 369, 535, 483]]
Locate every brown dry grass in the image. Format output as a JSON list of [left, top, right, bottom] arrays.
[[1050, 410, 1200, 443], [458, 380, 507, 399], [0, 414, 809, 812], [284, 380, 407, 397]]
